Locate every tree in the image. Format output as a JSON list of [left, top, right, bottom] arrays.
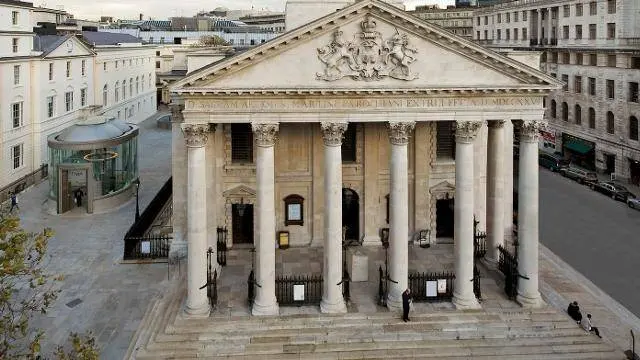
[[196, 35, 229, 47], [0, 212, 99, 359]]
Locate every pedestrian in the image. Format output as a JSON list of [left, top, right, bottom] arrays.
[[9, 192, 19, 213], [567, 301, 583, 324], [402, 288, 412, 322], [582, 314, 602, 338]]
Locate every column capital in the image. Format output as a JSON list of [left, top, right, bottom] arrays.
[[518, 120, 543, 143], [320, 122, 348, 146], [455, 121, 482, 143], [487, 120, 506, 129], [252, 122, 279, 147], [169, 103, 185, 123], [387, 121, 415, 145], [181, 123, 209, 147]]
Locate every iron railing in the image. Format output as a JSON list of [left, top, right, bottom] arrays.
[[408, 271, 455, 302], [123, 235, 170, 260], [247, 270, 256, 305], [275, 274, 323, 306], [474, 216, 487, 258], [0, 164, 48, 204], [216, 227, 228, 266], [341, 269, 351, 303], [473, 264, 482, 300], [498, 244, 518, 299], [202, 247, 217, 308]]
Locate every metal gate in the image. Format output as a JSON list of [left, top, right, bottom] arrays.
[[497, 245, 518, 299]]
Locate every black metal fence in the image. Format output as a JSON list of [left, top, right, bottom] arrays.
[[275, 274, 323, 306], [341, 269, 351, 303], [204, 247, 217, 308], [408, 271, 455, 302], [0, 164, 48, 205], [247, 270, 256, 305], [123, 177, 172, 260], [474, 217, 487, 258], [498, 245, 518, 299], [216, 227, 228, 266], [473, 264, 482, 300], [123, 235, 170, 260]]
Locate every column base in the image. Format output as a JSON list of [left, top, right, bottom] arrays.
[[386, 292, 402, 312], [516, 293, 544, 308], [320, 298, 347, 314], [361, 235, 381, 247], [452, 292, 481, 310], [251, 299, 279, 316], [183, 302, 210, 319]]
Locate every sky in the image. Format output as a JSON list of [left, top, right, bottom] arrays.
[[38, 0, 455, 21]]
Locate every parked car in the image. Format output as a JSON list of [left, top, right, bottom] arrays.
[[539, 153, 570, 172], [592, 181, 637, 202], [628, 197, 640, 210], [559, 166, 598, 185]]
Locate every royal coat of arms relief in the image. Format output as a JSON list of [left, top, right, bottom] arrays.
[[316, 16, 419, 81]]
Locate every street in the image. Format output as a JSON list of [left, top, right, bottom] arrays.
[[539, 168, 640, 318]]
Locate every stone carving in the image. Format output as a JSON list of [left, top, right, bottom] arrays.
[[519, 120, 543, 142], [169, 103, 185, 123], [252, 122, 279, 147], [454, 121, 482, 143], [320, 122, 348, 146], [388, 121, 416, 145], [181, 123, 209, 147], [316, 16, 418, 81], [487, 120, 506, 128]]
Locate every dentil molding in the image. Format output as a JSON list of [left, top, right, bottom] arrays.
[[252, 122, 280, 147], [181, 123, 209, 147], [454, 121, 482, 143], [320, 122, 349, 146], [387, 121, 415, 145]]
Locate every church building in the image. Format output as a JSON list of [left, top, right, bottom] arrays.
[[169, 0, 561, 317]]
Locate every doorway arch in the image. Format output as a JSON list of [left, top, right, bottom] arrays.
[[342, 188, 359, 242]]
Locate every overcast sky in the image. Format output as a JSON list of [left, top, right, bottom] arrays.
[[38, 0, 455, 21]]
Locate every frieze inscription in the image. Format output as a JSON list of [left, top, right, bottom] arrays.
[[186, 97, 542, 112]]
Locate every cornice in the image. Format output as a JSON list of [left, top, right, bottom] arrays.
[[175, 87, 552, 97]]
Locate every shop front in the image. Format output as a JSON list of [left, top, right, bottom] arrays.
[[561, 133, 595, 170]]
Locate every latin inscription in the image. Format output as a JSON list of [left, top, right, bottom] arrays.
[[186, 97, 541, 112]]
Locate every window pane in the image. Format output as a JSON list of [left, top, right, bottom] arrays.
[[231, 124, 253, 163]]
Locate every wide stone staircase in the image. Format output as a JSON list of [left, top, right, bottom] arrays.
[[126, 282, 624, 360]]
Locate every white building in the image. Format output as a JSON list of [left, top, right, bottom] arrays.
[[99, 28, 279, 47], [473, 0, 640, 184], [409, 5, 475, 39]]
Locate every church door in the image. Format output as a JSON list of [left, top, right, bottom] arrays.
[[232, 204, 254, 244], [436, 199, 455, 238], [342, 188, 360, 242]]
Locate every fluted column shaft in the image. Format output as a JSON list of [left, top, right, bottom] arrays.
[[517, 120, 543, 308], [182, 123, 210, 317], [452, 121, 482, 310], [486, 120, 505, 264], [537, 9, 543, 41], [547, 8, 553, 41], [252, 122, 280, 316], [386, 121, 415, 310], [320, 122, 348, 313], [170, 104, 187, 259]]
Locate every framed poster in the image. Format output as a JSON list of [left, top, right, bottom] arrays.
[[426, 280, 437, 297], [284, 194, 304, 226], [437, 279, 447, 294], [293, 284, 305, 301], [288, 204, 302, 221], [141, 241, 151, 254]]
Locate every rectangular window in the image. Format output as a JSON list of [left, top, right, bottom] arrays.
[[589, 77, 596, 95], [160, 37, 165, 43], [506, 12, 510, 23], [606, 80, 615, 99], [563, 4, 570, 17], [484, 30, 488, 39], [231, 124, 253, 163], [436, 121, 456, 159], [13, 65, 20, 85], [65, 91, 74, 112], [590, 53, 598, 66], [497, 29, 501, 40], [608, 55, 616, 67], [476, 31, 480, 40], [506, 29, 510, 40], [115, 61, 118, 69], [576, 53, 584, 65], [342, 124, 357, 163], [12, 144, 23, 170], [497, 13, 501, 23], [563, 26, 569, 39], [629, 82, 639, 103], [607, 0, 616, 14], [12, 38, 18, 53], [81, 60, 86, 76], [562, 74, 569, 91], [575, 76, 582, 93], [522, 10, 527, 21], [514, 28, 518, 40], [48, 63, 53, 80], [155, 61, 160, 69], [66, 61, 71, 78], [522, 28, 527, 40], [562, 52, 570, 64], [103, 62, 107, 71], [484, 16, 488, 25], [47, 96, 55, 118], [576, 25, 582, 39], [11, 102, 23, 128], [589, 24, 597, 39], [589, 1, 597, 15], [81, 88, 87, 106], [607, 23, 616, 39], [576, 3, 583, 16], [12, 11, 19, 25]]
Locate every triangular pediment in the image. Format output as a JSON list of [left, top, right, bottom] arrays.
[[43, 36, 94, 58], [223, 184, 256, 198], [171, 0, 560, 94], [430, 181, 455, 193]]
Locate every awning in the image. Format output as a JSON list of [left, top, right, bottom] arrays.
[[564, 140, 594, 154]]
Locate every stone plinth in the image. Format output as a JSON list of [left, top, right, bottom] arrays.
[[347, 249, 369, 282]]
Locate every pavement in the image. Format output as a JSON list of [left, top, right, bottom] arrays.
[[4, 112, 640, 359]]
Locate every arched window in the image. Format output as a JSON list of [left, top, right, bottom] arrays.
[[129, 77, 133, 96], [630, 116, 639, 141], [136, 76, 140, 94], [122, 80, 127, 99], [550, 100, 557, 118], [102, 84, 108, 106], [114, 81, 120, 102], [574, 104, 582, 125], [588, 108, 596, 129], [562, 102, 568, 121], [606, 111, 615, 134]]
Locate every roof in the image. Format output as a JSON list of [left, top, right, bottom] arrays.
[[81, 31, 141, 45], [0, 0, 33, 8], [33, 34, 67, 53], [52, 117, 135, 144]]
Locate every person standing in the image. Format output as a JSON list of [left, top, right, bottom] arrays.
[[402, 288, 412, 322], [9, 193, 19, 213]]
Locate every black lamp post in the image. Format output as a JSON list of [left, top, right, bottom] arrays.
[[134, 179, 140, 222]]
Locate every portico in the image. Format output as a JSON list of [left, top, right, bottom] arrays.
[[169, 0, 560, 317]]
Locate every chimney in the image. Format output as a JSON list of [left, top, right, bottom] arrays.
[[139, 13, 143, 21]]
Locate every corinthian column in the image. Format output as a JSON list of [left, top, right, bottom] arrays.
[[320, 122, 348, 314], [386, 121, 415, 311], [181, 123, 210, 317], [516, 120, 543, 308], [251, 122, 280, 316], [486, 120, 506, 264], [452, 121, 482, 310]]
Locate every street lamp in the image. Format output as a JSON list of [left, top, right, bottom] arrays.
[[134, 178, 140, 222]]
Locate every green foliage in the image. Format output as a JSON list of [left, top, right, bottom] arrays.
[[0, 212, 99, 359], [195, 35, 229, 46]]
